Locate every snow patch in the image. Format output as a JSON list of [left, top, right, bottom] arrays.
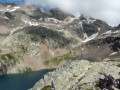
[[98, 28, 101, 31], [109, 52, 118, 56], [4, 16, 9, 19], [86, 17, 96, 24], [45, 18, 61, 23], [10, 27, 24, 35], [102, 30, 120, 36], [98, 46, 100, 48], [63, 17, 78, 24], [14, 6, 20, 9], [102, 30, 112, 35], [82, 48, 84, 51], [24, 21, 40, 26], [80, 22, 83, 30], [83, 33, 88, 39], [113, 30, 120, 34], [6, 6, 20, 12], [82, 32, 99, 43]]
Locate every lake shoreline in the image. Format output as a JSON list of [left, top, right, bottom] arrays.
[[0, 69, 54, 90]]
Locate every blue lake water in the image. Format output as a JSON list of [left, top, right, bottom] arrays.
[[0, 69, 53, 90]]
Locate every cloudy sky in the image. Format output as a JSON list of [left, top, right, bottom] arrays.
[[24, 0, 120, 26], [0, 0, 120, 26]]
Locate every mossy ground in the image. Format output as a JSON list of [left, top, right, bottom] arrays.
[[44, 51, 73, 65], [41, 85, 52, 90], [108, 58, 120, 62], [18, 67, 33, 74], [0, 53, 18, 66]]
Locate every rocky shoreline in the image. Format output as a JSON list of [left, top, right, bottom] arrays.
[[30, 60, 120, 90]]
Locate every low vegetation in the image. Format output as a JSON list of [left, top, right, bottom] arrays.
[[18, 67, 33, 74], [108, 58, 120, 62], [44, 51, 73, 65], [0, 53, 18, 66], [41, 85, 52, 90]]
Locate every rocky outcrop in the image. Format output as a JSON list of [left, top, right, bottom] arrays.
[[82, 23, 98, 36], [30, 60, 120, 90]]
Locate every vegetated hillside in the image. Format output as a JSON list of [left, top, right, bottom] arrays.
[[0, 3, 119, 74]]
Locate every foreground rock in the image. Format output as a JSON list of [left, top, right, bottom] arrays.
[[30, 60, 120, 90]]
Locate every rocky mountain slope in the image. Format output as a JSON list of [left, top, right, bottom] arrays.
[[0, 3, 119, 75]]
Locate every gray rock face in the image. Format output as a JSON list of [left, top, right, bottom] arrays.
[[87, 36, 120, 52], [82, 23, 98, 36], [30, 60, 120, 90], [4, 12, 14, 19], [50, 8, 74, 20]]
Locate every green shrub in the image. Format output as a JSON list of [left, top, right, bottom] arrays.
[[51, 58, 61, 65], [18, 67, 32, 74], [44, 60, 50, 65], [44, 51, 73, 65], [41, 85, 52, 90], [108, 58, 120, 62], [0, 53, 18, 65]]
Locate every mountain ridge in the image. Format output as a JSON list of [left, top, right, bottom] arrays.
[[0, 3, 119, 75]]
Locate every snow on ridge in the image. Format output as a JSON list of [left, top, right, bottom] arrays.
[[24, 20, 40, 26], [49, 49, 55, 55], [101, 30, 112, 35], [7, 5, 11, 8], [86, 17, 96, 24], [8, 8, 18, 12], [10, 26, 24, 35], [63, 17, 78, 24], [14, 6, 20, 9], [112, 30, 120, 34], [64, 17, 75, 22], [101, 30, 120, 36], [81, 16, 96, 24], [39, 18, 43, 21], [45, 18, 61, 23], [6, 6, 20, 12]]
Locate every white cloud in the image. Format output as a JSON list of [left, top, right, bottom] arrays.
[[25, 0, 120, 26]]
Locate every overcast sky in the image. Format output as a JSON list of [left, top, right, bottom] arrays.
[[25, 0, 120, 26]]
